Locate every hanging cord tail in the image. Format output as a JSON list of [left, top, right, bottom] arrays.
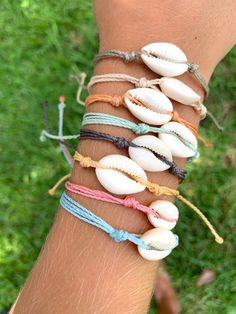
[[41, 100, 54, 134], [57, 96, 74, 166], [188, 63, 209, 97], [48, 173, 71, 196], [207, 110, 224, 132], [94, 50, 142, 64], [176, 194, 224, 244], [69, 72, 87, 106], [132, 175, 224, 245]]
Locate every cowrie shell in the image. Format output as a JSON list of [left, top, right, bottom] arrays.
[[159, 77, 201, 105], [138, 227, 178, 261], [124, 88, 173, 126], [148, 200, 179, 230], [141, 42, 188, 77], [128, 135, 172, 172], [159, 121, 197, 158], [95, 154, 147, 195]]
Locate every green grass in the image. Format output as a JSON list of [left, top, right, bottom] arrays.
[[0, 1, 235, 312]]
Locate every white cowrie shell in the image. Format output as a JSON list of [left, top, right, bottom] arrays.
[[95, 154, 147, 195], [159, 122, 197, 158], [141, 43, 188, 77], [138, 227, 178, 261], [124, 88, 173, 126], [148, 200, 179, 230], [128, 135, 172, 172], [159, 77, 201, 105]]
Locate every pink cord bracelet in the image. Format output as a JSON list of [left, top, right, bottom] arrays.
[[65, 181, 177, 223]]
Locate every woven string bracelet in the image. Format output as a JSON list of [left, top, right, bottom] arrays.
[[40, 98, 186, 179], [79, 128, 186, 180], [87, 73, 207, 119], [61, 192, 180, 260], [94, 44, 209, 96], [41, 127, 186, 180], [64, 181, 177, 222], [73, 151, 223, 244], [71, 72, 224, 131], [85, 94, 212, 147], [82, 112, 199, 158], [60, 192, 149, 249]]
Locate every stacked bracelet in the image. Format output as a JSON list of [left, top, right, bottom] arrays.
[[95, 42, 209, 96], [79, 129, 186, 180], [85, 91, 211, 147], [60, 192, 179, 261], [88, 73, 207, 119], [72, 151, 223, 245], [82, 112, 199, 159], [42, 41, 223, 263], [65, 181, 179, 226]]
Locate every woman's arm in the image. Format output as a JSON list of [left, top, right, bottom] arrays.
[[11, 1, 236, 313]]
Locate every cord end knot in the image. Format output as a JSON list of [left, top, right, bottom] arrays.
[[110, 229, 129, 242]]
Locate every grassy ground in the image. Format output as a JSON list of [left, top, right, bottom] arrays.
[[0, 1, 236, 313]]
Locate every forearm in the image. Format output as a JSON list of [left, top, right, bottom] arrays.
[[12, 1, 236, 313]]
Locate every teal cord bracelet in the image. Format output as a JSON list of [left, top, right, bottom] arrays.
[[82, 112, 199, 158]]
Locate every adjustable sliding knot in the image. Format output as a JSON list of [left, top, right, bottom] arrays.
[[133, 123, 150, 134], [135, 77, 152, 88], [123, 196, 140, 209], [113, 137, 130, 149], [110, 229, 129, 242], [79, 156, 93, 168], [123, 51, 139, 63], [188, 63, 199, 73], [111, 96, 123, 107], [146, 182, 162, 196]]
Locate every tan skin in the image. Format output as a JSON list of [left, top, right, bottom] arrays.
[[11, 1, 236, 313]]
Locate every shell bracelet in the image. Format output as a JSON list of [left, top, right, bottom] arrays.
[[73, 151, 223, 244], [40, 98, 186, 179], [95, 42, 209, 96], [71, 72, 224, 131], [41, 127, 186, 180], [85, 91, 212, 147], [79, 129, 186, 179], [88, 73, 207, 119], [82, 112, 199, 159], [60, 192, 179, 261], [65, 181, 179, 228]]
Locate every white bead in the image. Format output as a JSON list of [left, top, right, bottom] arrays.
[[95, 154, 147, 195], [124, 88, 173, 126], [159, 121, 197, 158], [147, 200, 179, 230], [141, 43, 188, 77], [159, 77, 201, 105], [138, 227, 178, 261], [128, 135, 172, 172]]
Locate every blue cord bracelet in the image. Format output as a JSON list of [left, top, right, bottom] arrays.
[[60, 192, 150, 250]]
